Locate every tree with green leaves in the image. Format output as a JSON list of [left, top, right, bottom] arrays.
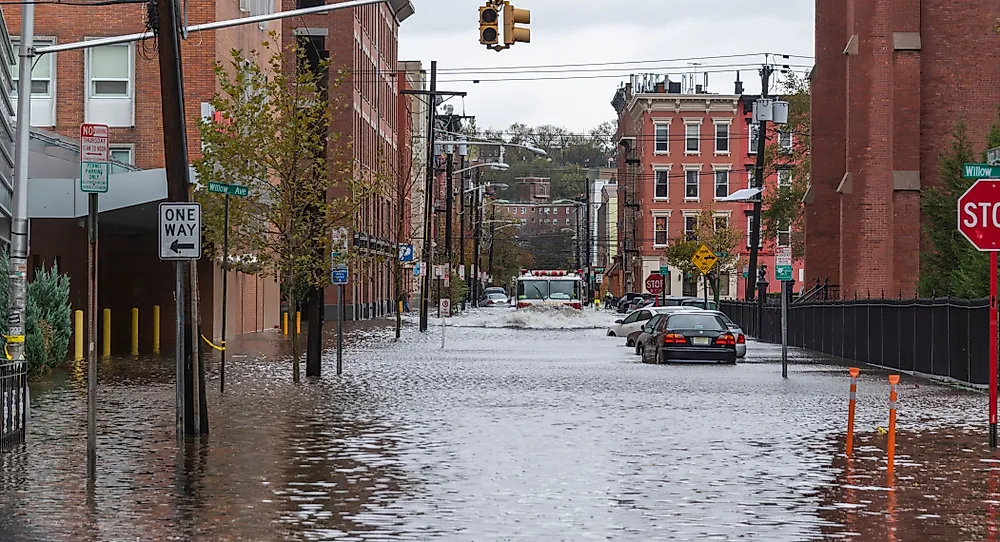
[[919, 109, 1000, 298], [663, 206, 745, 298], [760, 73, 810, 260], [26, 263, 71, 375], [194, 37, 367, 381]]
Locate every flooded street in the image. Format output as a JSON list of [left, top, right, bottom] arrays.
[[0, 307, 997, 541]]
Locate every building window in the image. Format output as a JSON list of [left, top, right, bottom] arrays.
[[777, 220, 791, 247], [655, 124, 669, 153], [86, 43, 134, 127], [685, 123, 700, 153], [714, 170, 729, 199], [685, 170, 699, 200], [89, 45, 130, 96], [749, 122, 760, 154], [746, 214, 763, 247], [11, 38, 53, 97], [654, 216, 668, 246], [566, 217, 571, 224], [654, 169, 669, 199], [715, 122, 729, 153], [521, 219, 527, 225], [520, 207, 526, 214], [719, 272, 731, 296], [684, 215, 698, 241], [296, 0, 323, 7], [779, 130, 793, 151], [109, 145, 133, 174], [714, 215, 728, 231], [746, 166, 755, 188], [778, 169, 792, 188]]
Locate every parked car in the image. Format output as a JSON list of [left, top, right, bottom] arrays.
[[609, 306, 675, 346], [633, 307, 707, 355], [479, 293, 509, 307], [483, 287, 507, 297], [616, 293, 646, 313], [704, 310, 747, 358], [639, 311, 738, 365]]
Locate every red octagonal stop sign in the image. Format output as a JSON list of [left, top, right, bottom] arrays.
[[645, 273, 664, 295], [959, 179, 1000, 251]]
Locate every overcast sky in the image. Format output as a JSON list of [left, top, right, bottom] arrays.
[[398, 0, 814, 134]]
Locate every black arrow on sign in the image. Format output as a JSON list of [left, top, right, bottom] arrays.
[[170, 239, 195, 253]]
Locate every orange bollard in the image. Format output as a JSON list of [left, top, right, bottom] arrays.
[[846, 367, 860, 457], [887, 374, 900, 481]]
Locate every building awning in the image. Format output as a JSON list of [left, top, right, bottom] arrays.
[[718, 187, 763, 202]]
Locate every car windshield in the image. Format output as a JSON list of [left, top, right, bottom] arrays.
[[668, 313, 727, 331], [517, 280, 547, 300], [548, 280, 579, 300]]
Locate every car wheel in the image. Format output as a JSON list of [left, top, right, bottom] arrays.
[[607, 330, 616, 337], [636, 343, 644, 356], [625, 337, 633, 347], [658, 350, 667, 365]]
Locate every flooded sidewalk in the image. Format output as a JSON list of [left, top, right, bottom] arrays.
[[0, 308, 996, 541]]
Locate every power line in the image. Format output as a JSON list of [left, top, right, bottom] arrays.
[[436, 53, 813, 72]]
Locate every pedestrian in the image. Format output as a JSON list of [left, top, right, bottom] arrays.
[[403, 291, 411, 313]]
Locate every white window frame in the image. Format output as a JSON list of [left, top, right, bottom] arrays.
[[779, 130, 793, 152], [109, 144, 134, 174], [684, 120, 701, 154], [713, 119, 731, 155], [85, 41, 136, 127], [683, 165, 701, 201], [652, 211, 671, 247], [653, 166, 670, 201], [713, 165, 731, 200], [11, 37, 54, 98], [87, 43, 132, 98], [777, 223, 792, 247], [777, 169, 792, 188], [682, 211, 699, 241], [749, 122, 760, 154], [713, 212, 730, 231], [746, 213, 764, 248], [654, 122, 670, 154], [11, 36, 56, 127]]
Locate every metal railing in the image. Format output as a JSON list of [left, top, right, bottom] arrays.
[[1, 360, 27, 449], [721, 297, 991, 387]]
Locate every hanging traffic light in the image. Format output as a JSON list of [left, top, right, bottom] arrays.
[[479, 4, 500, 46], [502, 1, 530, 46]]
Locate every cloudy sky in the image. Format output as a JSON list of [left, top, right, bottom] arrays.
[[398, 0, 814, 134]]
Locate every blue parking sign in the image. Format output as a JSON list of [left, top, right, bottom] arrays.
[[398, 244, 415, 262], [332, 264, 349, 285]]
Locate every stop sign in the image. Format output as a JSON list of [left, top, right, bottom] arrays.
[[645, 273, 664, 295], [959, 180, 1000, 251]]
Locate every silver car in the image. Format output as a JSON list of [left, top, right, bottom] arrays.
[[632, 308, 706, 355], [704, 310, 747, 358]]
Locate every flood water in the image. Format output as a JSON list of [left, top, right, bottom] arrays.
[[0, 308, 997, 541]]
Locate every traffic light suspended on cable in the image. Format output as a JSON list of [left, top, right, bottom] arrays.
[[502, 1, 530, 46], [479, 4, 500, 46]]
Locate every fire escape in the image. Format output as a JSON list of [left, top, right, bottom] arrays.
[[621, 138, 640, 293]]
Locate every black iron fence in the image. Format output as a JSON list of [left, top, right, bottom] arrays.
[[1, 360, 27, 449], [721, 297, 991, 387]]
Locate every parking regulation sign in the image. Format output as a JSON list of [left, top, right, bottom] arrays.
[[158, 203, 202, 260], [80, 123, 109, 193]]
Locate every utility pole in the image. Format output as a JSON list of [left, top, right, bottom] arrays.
[[445, 150, 454, 271], [400, 62, 466, 332], [156, 0, 206, 436], [472, 175, 482, 304], [459, 161, 467, 310], [487, 204, 496, 284], [746, 64, 773, 302]]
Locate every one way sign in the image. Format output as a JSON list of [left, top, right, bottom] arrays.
[[159, 202, 202, 260]]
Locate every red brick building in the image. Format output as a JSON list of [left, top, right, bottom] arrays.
[[5, 0, 282, 352], [808, 0, 1000, 298], [281, 0, 414, 320], [611, 75, 804, 299]]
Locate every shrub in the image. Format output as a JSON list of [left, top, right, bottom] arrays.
[[24, 262, 71, 375]]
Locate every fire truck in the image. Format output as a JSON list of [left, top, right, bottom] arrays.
[[513, 269, 585, 309]]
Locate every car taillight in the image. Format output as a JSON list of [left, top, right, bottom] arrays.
[[737, 333, 746, 344], [663, 333, 686, 345], [488, 300, 495, 305], [517, 302, 530, 309], [568, 302, 582, 309], [716, 333, 737, 346]]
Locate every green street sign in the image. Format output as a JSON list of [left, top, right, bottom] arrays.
[[81, 161, 109, 193], [775, 265, 793, 282], [717, 252, 729, 259], [208, 181, 249, 197], [963, 163, 1000, 179], [659, 266, 670, 276]]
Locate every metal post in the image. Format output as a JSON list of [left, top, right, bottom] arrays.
[[703, 273, 708, 307], [337, 284, 343, 376], [747, 65, 773, 301], [487, 204, 496, 284], [418, 61, 437, 333], [8, 0, 33, 456], [472, 183, 482, 305], [781, 280, 788, 378], [220, 194, 229, 392], [445, 152, 453, 266], [991, 251, 998, 448], [86, 193, 98, 479]]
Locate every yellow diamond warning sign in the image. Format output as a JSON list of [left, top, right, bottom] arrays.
[[691, 244, 718, 275]]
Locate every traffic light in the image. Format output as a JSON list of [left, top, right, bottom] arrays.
[[502, 1, 530, 46], [479, 4, 500, 46]]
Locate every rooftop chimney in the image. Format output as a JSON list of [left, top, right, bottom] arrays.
[[735, 70, 744, 94]]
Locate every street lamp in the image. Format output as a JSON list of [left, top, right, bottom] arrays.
[[435, 139, 548, 157], [455, 162, 510, 175]]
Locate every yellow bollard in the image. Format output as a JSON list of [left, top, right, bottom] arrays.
[[102, 308, 111, 357], [398, 300, 403, 315], [74, 310, 84, 362], [296, 311, 301, 335], [887, 374, 900, 482], [152, 305, 160, 354], [283, 312, 288, 336], [846, 367, 859, 457], [130, 307, 139, 357]]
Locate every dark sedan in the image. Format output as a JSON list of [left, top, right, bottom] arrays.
[[640, 311, 738, 365]]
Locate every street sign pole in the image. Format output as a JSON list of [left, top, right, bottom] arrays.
[[338, 284, 344, 376], [220, 193, 230, 393], [992, 251, 998, 448], [781, 280, 789, 379]]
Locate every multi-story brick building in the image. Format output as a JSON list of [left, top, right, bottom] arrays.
[[808, 0, 1000, 298], [5, 0, 283, 351], [611, 74, 804, 300], [282, 0, 415, 320]]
